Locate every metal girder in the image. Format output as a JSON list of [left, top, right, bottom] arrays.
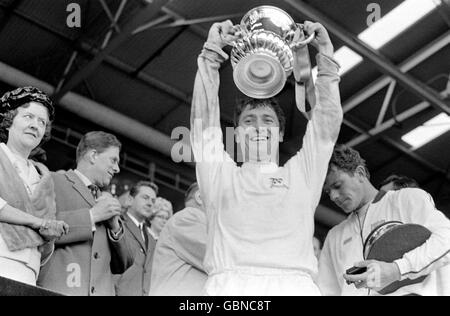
[[343, 31, 450, 113], [97, 0, 122, 33], [100, 0, 128, 49], [375, 80, 396, 127], [346, 88, 450, 148], [161, 7, 208, 38], [155, 12, 244, 29], [51, 0, 171, 103], [77, 42, 235, 126], [132, 14, 172, 35], [2, 6, 236, 126], [343, 117, 450, 182], [284, 0, 450, 115], [55, 51, 78, 93]]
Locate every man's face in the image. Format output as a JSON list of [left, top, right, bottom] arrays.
[[7, 102, 49, 151], [236, 105, 283, 163], [129, 186, 157, 221], [324, 166, 365, 214], [91, 146, 120, 187]]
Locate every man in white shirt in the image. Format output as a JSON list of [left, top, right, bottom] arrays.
[[150, 183, 207, 296], [190, 20, 343, 295], [114, 181, 158, 296], [318, 145, 450, 296]]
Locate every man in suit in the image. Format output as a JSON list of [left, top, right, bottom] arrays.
[[37, 131, 133, 296], [114, 181, 158, 296]]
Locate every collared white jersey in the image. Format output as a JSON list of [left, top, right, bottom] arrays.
[[318, 188, 450, 296], [190, 42, 343, 295]]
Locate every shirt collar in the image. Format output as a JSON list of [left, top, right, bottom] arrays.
[[242, 161, 279, 173], [127, 212, 144, 228], [74, 169, 93, 187]]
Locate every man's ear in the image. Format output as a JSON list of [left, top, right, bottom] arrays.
[[194, 191, 203, 206], [88, 149, 97, 164], [355, 165, 367, 181]]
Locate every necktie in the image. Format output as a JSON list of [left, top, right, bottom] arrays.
[[141, 223, 149, 249], [88, 184, 99, 200]]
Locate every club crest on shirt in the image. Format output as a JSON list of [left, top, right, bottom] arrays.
[[269, 177, 289, 189]]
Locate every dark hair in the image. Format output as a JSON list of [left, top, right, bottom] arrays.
[[234, 97, 286, 134], [328, 145, 370, 179], [380, 174, 419, 190], [76, 131, 121, 163], [184, 182, 199, 203], [129, 180, 159, 197], [0, 104, 53, 145]]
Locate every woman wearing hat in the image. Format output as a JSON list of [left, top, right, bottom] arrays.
[[0, 86, 69, 286]]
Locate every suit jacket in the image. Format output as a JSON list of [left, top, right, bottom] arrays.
[[37, 170, 133, 296], [114, 214, 157, 296]]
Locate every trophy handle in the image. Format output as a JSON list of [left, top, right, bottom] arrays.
[[223, 24, 245, 47], [291, 23, 315, 47]]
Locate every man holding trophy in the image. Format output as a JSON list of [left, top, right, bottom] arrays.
[[190, 6, 343, 295]]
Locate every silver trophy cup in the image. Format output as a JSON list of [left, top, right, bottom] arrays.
[[230, 6, 314, 99]]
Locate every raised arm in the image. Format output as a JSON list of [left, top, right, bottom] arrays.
[[190, 20, 240, 162], [295, 21, 343, 143], [291, 22, 343, 205]]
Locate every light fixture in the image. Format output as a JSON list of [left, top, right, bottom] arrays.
[[311, 0, 438, 80], [401, 113, 450, 149]]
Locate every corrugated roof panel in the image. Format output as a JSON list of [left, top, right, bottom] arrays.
[[0, 15, 73, 81], [167, 0, 280, 19], [110, 27, 184, 69], [142, 31, 204, 93], [82, 0, 147, 46], [154, 103, 191, 135], [14, 0, 90, 40], [85, 63, 180, 127]]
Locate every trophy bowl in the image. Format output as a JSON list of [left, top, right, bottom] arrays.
[[231, 6, 313, 99]]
